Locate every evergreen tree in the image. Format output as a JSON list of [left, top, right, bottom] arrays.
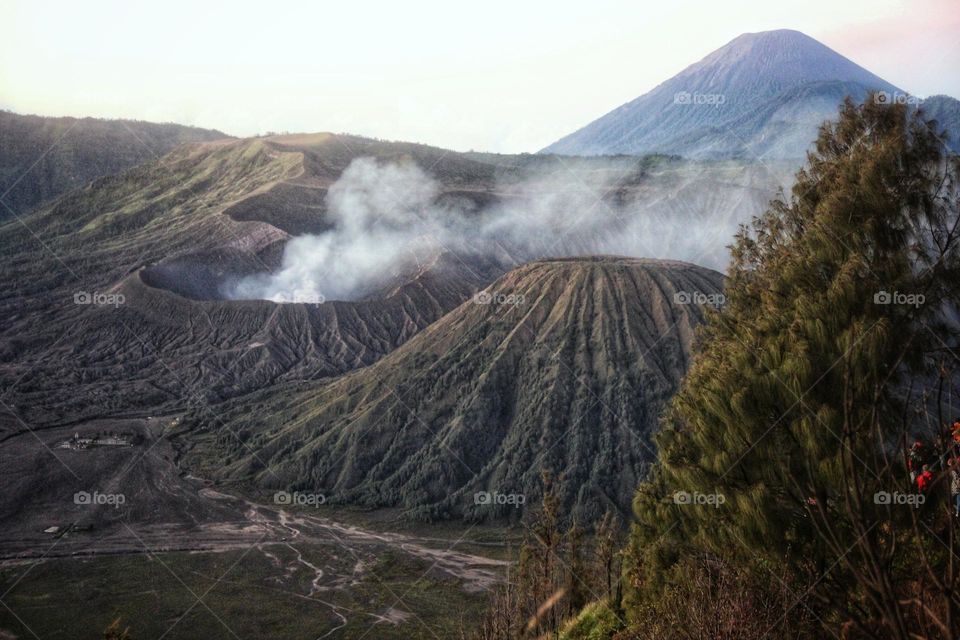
[[565, 520, 589, 615], [593, 510, 620, 603], [626, 97, 960, 639]]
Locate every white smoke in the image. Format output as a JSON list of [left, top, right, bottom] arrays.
[[227, 158, 452, 301], [226, 156, 792, 302]]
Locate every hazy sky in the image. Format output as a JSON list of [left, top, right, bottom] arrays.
[[2, 0, 958, 153]]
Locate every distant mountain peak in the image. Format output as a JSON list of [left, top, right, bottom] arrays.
[[722, 28, 820, 48], [542, 30, 902, 159], [194, 256, 725, 521], [684, 29, 894, 90], [697, 28, 823, 64]]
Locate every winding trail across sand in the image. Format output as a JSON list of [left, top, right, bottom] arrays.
[[0, 485, 508, 595], [0, 419, 508, 635]]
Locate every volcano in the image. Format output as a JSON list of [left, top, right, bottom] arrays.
[[542, 29, 903, 159], [184, 257, 724, 522]]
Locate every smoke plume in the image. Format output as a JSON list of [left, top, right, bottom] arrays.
[[226, 156, 791, 302]]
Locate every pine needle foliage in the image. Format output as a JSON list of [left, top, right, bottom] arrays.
[[625, 96, 960, 639]]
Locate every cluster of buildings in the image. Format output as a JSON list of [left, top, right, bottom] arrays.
[[57, 432, 133, 450]]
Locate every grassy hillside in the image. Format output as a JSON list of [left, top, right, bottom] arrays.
[[0, 110, 229, 217], [182, 257, 723, 522]]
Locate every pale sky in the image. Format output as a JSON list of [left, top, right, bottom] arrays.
[[2, 0, 958, 153]]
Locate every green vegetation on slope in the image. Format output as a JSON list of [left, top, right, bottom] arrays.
[[472, 474, 625, 639], [182, 258, 723, 523], [617, 98, 960, 637], [0, 110, 228, 218], [485, 95, 960, 640]]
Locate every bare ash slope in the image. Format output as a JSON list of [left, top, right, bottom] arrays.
[[0, 131, 764, 428], [183, 257, 723, 522], [0, 135, 506, 426]]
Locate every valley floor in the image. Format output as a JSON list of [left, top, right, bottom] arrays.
[[0, 417, 512, 639]]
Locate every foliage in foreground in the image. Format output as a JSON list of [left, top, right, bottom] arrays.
[[471, 472, 624, 639], [558, 601, 625, 640], [625, 97, 960, 638], [480, 96, 960, 639]]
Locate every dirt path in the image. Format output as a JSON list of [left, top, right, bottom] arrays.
[[226, 492, 509, 593], [0, 419, 506, 636], [0, 486, 508, 596]]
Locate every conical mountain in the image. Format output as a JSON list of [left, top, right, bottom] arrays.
[[542, 29, 901, 159], [186, 257, 724, 522]]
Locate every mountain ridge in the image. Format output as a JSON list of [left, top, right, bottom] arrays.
[[0, 110, 230, 218], [541, 29, 905, 159]]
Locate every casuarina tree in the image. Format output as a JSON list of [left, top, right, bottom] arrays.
[[625, 96, 960, 639]]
